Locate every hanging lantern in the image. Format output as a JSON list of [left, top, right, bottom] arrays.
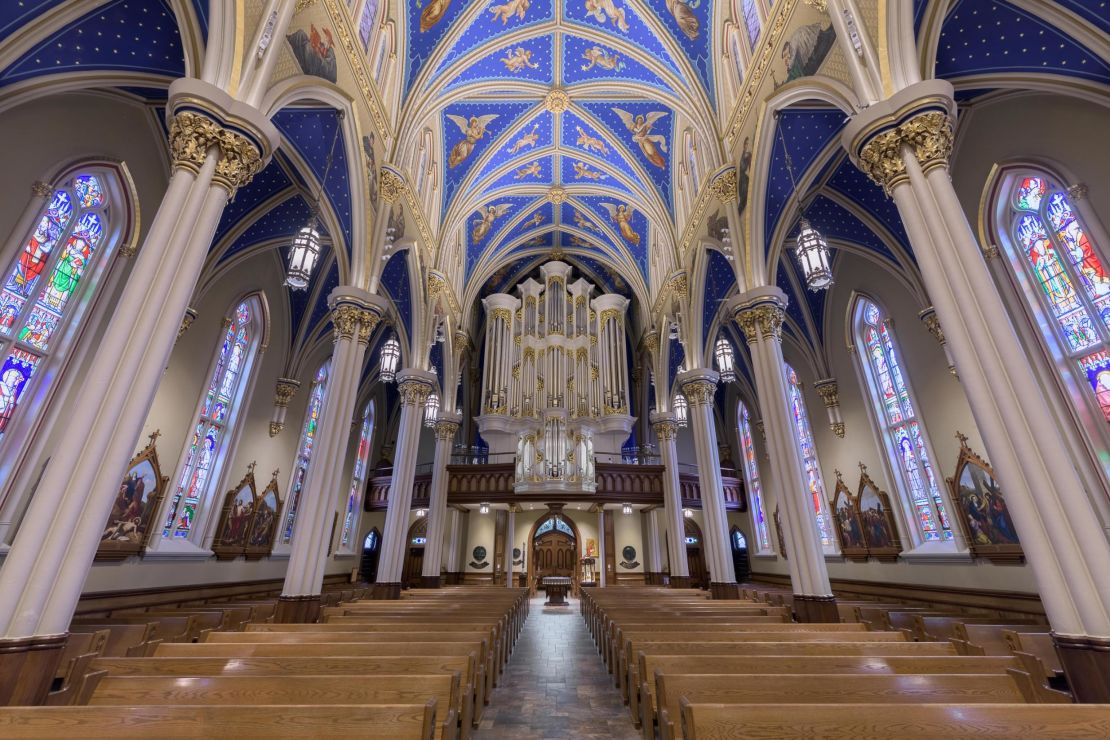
[[793, 218, 833, 291], [424, 393, 440, 428], [714, 337, 736, 383], [479, 502, 490, 514], [415, 508, 427, 518], [285, 224, 321, 290], [683, 508, 694, 519], [673, 393, 689, 428], [380, 336, 400, 382], [622, 503, 632, 516]]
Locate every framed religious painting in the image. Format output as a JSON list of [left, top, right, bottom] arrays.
[[245, 471, 282, 560], [856, 465, 902, 562], [212, 465, 257, 560], [946, 433, 1023, 564], [773, 505, 788, 559], [831, 470, 869, 562], [96, 431, 169, 561]]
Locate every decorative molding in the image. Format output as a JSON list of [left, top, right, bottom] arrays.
[[1067, 183, 1088, 201], [434, 419, 460, 441], [427, 272, 461, 316], [544, 88, 570, 113], [724, 0, 794, 148], [332, 304, 364, 341], [177, 307, 198, 340], [31, 181, 52, 198], [379, 167, 406, 203], [320, 0, 389, 141], [831, 422, 845, 438], [709, 167, 738, 203], [547, 186, 567, 204], [813, 379, 839, 408], [652, 272, 689, 318], [804, 0, 828, 11], [918, 307, 946, 345], [268, 422, 284, 437]]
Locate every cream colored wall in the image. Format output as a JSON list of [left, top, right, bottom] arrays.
[[465, 507, 496, 573], [613, 509, 644, 573]]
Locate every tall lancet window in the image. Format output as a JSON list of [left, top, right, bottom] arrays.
[[1003, 174, 1110, 426], [281, 359, 331, 544], [340, 399, 374, 551], [0, 171, 120, 447], [853, 297, 952, 542], [738, 402, 771, 552], [163, 297, 264, 539], [785, 364, 835, 549]]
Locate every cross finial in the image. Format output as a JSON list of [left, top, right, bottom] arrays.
[[247, 461, 256, 475], [834, 468, 843, 482], [148, 429, 161, 445], [955, 430, 969, 448], [271, 468, 280, 480], [858, 461, 868, 475]]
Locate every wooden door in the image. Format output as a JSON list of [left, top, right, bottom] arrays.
[[686, 545, 707, 588], [401, 546, 424, 588], [533, 532, 576, 584]]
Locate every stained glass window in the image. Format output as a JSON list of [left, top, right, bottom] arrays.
[[0, 173, 114, 444], [742, 0, 762, 48], [359, 0, 377, 50], [340, 400, 374, 550], [784, 364, 834, 548], [738, 402, 771, 551], [1009, 175, 1110, 422], [855, 298, 952, 542], [282, 359, 331, 544], [163, 298, 262, 539]]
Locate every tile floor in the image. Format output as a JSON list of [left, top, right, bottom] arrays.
[[474, 596, 640, 739]]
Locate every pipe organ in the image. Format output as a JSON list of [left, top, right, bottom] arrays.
[[477, 261, 634, 493]]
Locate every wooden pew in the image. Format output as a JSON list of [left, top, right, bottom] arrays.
[[953, 623, 1045, 656], [916, 615, 1041, 644], [68, 623, 160, 657], [72, 614, 199, 644], [0, 703, 439, 739], [654, 673, 1029, 740], [87, 674, 458, 740], [633, 655, 1021, 733], [678, 703, 1110, 740]]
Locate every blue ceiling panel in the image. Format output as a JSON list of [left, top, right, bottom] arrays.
[[304, 256, 341, 338], [213, 158, 294, 244], [1054, 0, 1109, 35], [667, 336, 685, 395], [432, 0, 555, 82], [445, 33, 555, 91], [483, 153, 556, 193], [639, 0, 714, 98], [222, 193, 323, 260], [562, 0, 681, 79], [381, 250, 413, 340], [559, 109, 642, 193], [0, 0, 185, 85], [560, 154, 634, 196], [272, 108, 353, 256], [702, 249, 736, 346], [190, 0, 208, 41], [493, 200, 556, 255], [935, 0, 1110, 83], [781, 255, 828, 345], [0, 0, 67, 45], [562, 33, 675, 96], [404, 0, 470, 92], [775, 264, 809, 340], [442, 100, 535, 210], [468, 109, 554, 194], [567, 253, 631, 296], [466, 195, 544, 276], [483, 255, 546, 296], [798, 195, 898, 264], [763, 108, 845, 255], [578, 194, 649, 276], [562, 203, 604, 235], [825, 158, 912, 255], [580, 100, 674, 208], [429, 340, 445, 384]]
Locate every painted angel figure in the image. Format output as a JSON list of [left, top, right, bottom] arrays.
[[420, 0, 452, 33], [472, 203, 512, 242], [514, 161, 542, 179], [573, 161, 605, 180], [601, 203, 641, 246], [584, 0, 630, 33], [581, 46, 623, 71], [490, 0, 531, 23], [666, 0, 700, 40], [613, 108, 669, 169], [447, 114, 499, 168], [501, 47, 539, 73], [575, 126, 610, 155]]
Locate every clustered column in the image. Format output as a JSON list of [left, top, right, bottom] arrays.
[[375, 370, 436, 599], [421, 414, 460, 588], [504, 508, 516, 588], [845, 81, 1110, 696], [0, 83, 278, 704], [277, 291, 382, 622], [677, 370, 739, 599], [651, 413, 690, 587], [596, 506, 607, 587], [643, 507, 665, 585], [732, 290, 836, 622]]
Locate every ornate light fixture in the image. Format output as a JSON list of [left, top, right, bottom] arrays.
[[683, 508, 694, 519], [380, 335, 400, 382], [479, 502, 490, 515], [424, 392, 440, 428], [777, 111, 833, 291], [673, 393, 689, 428], [714, 337, 736, 383], [415, 508, 427, 518], [622, 503, 632, 515], [286, 110, 344, 290]]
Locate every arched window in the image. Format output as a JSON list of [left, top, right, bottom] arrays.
[[281, 358, 331, 544], [737, 402, 771, 552], [358, 0, 378, 51], [162, 296, 264, 540], [1001, 174, 1110, 426], [741, 0, 762, 49], [340, 399, 374, 551], [0, 170, 121, 447], [785, 363, 835, 549], [853, 297, 952, 543]]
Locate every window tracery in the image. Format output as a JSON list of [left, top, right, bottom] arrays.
[[785, 363, 834, 549], [340, 399, 374, 551], [281, 359, 331, 544], [738, 402, 771, 552]]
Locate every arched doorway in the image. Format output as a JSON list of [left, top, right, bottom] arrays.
[[731, 526, 751, 583], [400, 517, 428, 589], [527, 512, 582, 591], [684, 517, 708, 589], [359, 527, 382, 583]]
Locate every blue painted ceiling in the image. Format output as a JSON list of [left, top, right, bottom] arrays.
[[381, 249, 414, 344], [702, 249, 735, 346]]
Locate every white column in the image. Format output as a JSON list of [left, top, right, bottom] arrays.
[[652, 414, 690, 586], [504, 509, 516, 588], [732, 291, 834, 612], [645, 508, 665, 584], [278, 292, 381, 619], [844, 83, 1110, 654], [375, 369, 435, 598], [421, 415, 460, 586], [677, 370, 738, 598], [596, 506, 607, 587], [444, 507, 463, 582], [0, 88, 278, 640]]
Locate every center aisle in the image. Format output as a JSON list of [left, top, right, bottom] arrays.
[[475, 595, 638, 739]]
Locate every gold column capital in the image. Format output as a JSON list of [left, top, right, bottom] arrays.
[[681, 379, 717, 407], [168, 110, 265, 194], [734, 303, 785, 343], [398, 379, 433, 406], [855, 107, 954, 195], [813, 379, 840, 408], [918, 307, 946, 345], [434, 419, 460, 441], [379, 167, 406, 202], [274, 378, 301, 407], [653, 419, 679, 441]]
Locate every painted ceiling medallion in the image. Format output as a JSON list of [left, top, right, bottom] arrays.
[[544, 89, 571, 114], [548, 186, 568, 204]]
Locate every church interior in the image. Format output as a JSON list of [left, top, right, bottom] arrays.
[[0, 0, 1108, 735]]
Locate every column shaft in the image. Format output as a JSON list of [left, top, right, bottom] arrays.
[[504, 510, 516, 588], [653, 417, 690, 587], [422, 417, 460, 587], [597, 508, 607, 587]]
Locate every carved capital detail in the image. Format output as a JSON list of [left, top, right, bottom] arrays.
[[398, 379, 433, 406], [332, 304, 362, 341], [643, 333, 659, 352], [434, 419, 460, 441], [682, 379, 717, 407], [268, 422, 284, 437], [274, 378, 300, 407], [653, 419, 679, 441], [169, 111, 264, 193], [857, 109, 953, 194], [1067, 183, 1088, 201], [919, 307, 946, 345], [813, 379, 840, 408], [177, 307, 198, 340], [831, 422, 845, 439], [735, 304, 785, 343]]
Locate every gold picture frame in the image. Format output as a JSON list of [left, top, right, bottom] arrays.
[[946, 433, 1023, 564], [245, 471, 282, 560], [96, 431, 169, 561], [856, 464, 902, 562], [211, 464, 258, 561], [831, 470, 868, 562]]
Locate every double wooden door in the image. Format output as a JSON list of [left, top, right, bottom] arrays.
[[533, 532, 576, 581]]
